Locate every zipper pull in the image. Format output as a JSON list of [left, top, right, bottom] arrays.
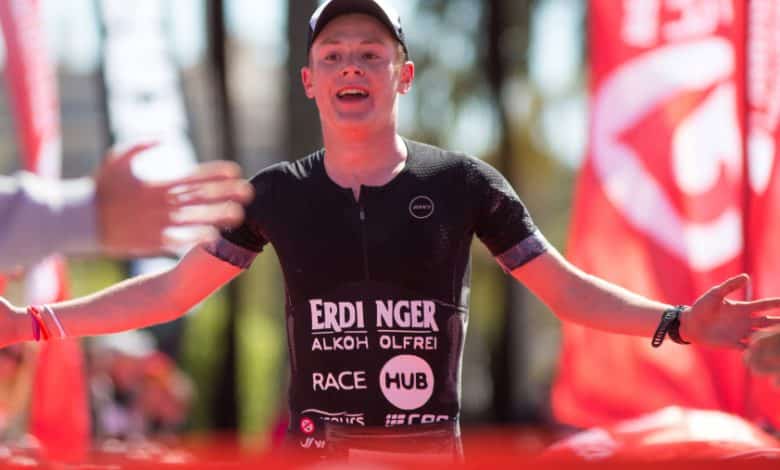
[[359, 207, 366, 221]]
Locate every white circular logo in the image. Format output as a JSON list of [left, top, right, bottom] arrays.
[[408, 196, 434, 219], [379, 355, 434, 410]]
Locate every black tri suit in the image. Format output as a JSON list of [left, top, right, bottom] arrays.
[[206, 139, 548, 460]]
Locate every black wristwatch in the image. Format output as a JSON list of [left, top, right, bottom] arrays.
[[651, 305, 690, 348]]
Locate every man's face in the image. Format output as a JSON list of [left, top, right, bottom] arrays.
[[302, 14, 414, 134]]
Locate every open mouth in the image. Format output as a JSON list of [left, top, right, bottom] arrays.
[[336, 87, 369, 102]]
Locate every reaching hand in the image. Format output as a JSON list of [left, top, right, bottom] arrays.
[[744, 327, 780, 385], [680, 274, 780, 349], [94, 142, 254, 257]]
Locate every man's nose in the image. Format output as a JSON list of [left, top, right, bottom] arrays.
[[341, 57, 364, 77]]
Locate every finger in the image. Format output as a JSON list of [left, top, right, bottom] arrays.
[[168, 181, 254, 206], [107, 141, 159, 165], [743, 298, 780, 317], [712, 273, 750, 298], [155, 161, 244, 190], [751, 316, 780, 330], [168, 203, 245, 228]]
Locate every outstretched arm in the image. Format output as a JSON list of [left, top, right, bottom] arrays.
[[511, 245, 780, 349], [0, 244, 243, 346]]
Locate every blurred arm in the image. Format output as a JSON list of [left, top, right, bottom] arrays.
[[0, 172, 97, 271], [0, 142, 253, 271]]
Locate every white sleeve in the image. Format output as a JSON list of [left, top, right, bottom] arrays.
[[0, 172, 98, 270]]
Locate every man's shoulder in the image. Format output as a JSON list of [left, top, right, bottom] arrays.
[[288, 150, 325, 179], [405, 139, 477, 175], [405, 139, 469, 161], [404, 139, 508, 191], [249, 150, 323, 184]]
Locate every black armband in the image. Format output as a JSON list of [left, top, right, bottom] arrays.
[[495, 230, 549, 273]]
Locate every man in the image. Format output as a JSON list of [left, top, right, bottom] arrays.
[[0, 142, 252, 271], [0, 0, 778, 462]]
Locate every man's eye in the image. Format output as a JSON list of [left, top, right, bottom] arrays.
[[324, 53, 339, 61], [363, 52, 378, 60]]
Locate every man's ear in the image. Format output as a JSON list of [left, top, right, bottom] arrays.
[[398, 61, 415, 95], [301, 66, 315, 99]]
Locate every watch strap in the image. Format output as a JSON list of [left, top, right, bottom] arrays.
[[652, 305, 689, 348], [667, 305, 691, 345]]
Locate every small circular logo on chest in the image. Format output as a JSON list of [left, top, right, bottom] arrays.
[[300, 417, 315, 435], [408, 196, 434, 219]]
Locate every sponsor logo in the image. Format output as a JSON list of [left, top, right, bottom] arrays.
[[385, 413, 450, 427], [300, 437, 326, 449], [308, 298, 441, 352], [409, 196, 435, 219], [379, 355, 434, 410], [302, 409, 366, 426], [310, 299, 366, 333], [309, 299, 369, 352], [312, 335, 369, 351], [300, 417, 315, 435], [312, 371, 368, 391], [375, 300, 439, 331], [379, 335, 438, 351]]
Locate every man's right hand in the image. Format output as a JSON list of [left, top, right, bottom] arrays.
[[94, 142, 254, 257]]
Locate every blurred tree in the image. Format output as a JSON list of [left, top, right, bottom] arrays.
[[287, 0, 321, 157], [206, 0, 239, 431], [485, 0, 540, 424], [398, 0, 543, 424]]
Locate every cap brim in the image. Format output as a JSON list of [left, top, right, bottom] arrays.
[[308, 0, 406, 55]]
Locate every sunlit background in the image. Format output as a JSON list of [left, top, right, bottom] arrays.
[[0, 0, 585, 447]]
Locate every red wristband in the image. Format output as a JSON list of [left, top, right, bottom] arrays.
[[27, 306, 51, 341]]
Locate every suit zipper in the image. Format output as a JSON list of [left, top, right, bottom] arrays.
[[358, 199, 370, 280]]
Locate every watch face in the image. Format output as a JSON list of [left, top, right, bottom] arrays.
[[664, 312, 675, 321]]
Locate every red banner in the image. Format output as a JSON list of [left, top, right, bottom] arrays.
[[745, 0, 780, 427], [0, 0, 89, 459], [551, 0, 780, 428]]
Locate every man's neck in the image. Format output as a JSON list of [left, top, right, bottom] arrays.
[[322, 127, 408, 197]]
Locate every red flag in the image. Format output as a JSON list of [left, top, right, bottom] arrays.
[[551, 0, 780, 428], [744, 0, 780, 428], [0, 0, 89, 459]]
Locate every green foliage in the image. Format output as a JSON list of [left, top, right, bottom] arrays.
[[235, 248, 286, 444]]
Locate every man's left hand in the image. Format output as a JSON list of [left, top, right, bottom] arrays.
[[680, 274, 780, 349]]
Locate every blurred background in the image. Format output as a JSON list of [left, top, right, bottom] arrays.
[[0, 0, 585, 448]]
